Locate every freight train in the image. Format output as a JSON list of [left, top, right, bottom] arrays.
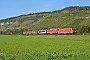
[[37, 28, 76, 35]]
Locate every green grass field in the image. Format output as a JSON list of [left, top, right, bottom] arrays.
[[0, 35, 90, 60]]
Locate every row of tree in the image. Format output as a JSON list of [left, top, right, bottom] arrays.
[[0, 28, 28, 35], [76, 26, 90, 35], [0, 26, 90, 35], [63, 6, 90, 11]]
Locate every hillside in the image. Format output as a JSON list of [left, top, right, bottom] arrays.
[[0, 6, 90, 35]]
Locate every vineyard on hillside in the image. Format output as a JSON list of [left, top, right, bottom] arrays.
[[0, 6, 90, 35]]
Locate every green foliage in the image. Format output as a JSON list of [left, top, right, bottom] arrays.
[[63, 6, 90, 11], [71, 18, 84, 26], [0, 35, 90, 60]]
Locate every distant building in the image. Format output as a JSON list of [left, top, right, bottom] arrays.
[[6, 22, 10, 25], [1, 22, 4, 26]]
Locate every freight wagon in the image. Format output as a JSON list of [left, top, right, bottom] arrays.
[[37, 30, 46, 35]]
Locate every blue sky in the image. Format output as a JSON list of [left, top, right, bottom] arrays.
[[0, 0, 90, 19]]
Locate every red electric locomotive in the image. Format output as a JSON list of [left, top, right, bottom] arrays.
[[46, 29, 58, 34], [57, 28, 76, 34]]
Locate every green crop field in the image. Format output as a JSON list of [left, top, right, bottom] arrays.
[[0, 35, 90, 60]]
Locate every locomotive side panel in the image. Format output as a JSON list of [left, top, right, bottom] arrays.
[[58, 28, 75, 34], [64, 28, 73, 33], [47, 29, 58, 34]]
